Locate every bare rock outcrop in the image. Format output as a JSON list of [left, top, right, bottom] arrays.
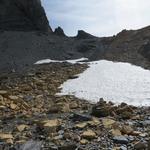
[[54, 26, 66, 36], [0, 0, 52, 32]]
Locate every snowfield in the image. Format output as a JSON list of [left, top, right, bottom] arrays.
[[57, 60, 150, 106]]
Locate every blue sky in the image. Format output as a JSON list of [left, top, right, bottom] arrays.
[[41, 0, 150, 37]]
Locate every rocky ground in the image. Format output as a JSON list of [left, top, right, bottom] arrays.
[[0, 62, 150, 150]]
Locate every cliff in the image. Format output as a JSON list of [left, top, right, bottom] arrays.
[[0, 0, 52, 32]]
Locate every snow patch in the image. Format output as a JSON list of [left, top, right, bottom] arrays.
[[58, 60, 150, 106], [34, 58, 88, 65]]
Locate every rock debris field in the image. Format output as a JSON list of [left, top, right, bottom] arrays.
[[0, 60, 150, 150]]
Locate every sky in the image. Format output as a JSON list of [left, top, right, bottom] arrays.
[[41, 0, 150, 37]]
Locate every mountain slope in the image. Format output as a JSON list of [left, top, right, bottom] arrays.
[[0, 0, 150, 72]]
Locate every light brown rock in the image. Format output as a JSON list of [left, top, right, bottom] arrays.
[[102, 118, 116, 128], [0, 90, 8, 96], [17, 125, 29, 132], [0, 133, 13, 140], [10, 103, 17, 110], [39, 119, 62, 129], [82, 130, 96, 139], [9, 95, 19, 100], [80, 139, 88, 145], [0, 95, 3, 101], [111, 129, 122, 136], [75, 122, 88, 129], [6, 139, 13, 144]]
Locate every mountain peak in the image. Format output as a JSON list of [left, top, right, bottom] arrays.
[[0, 0, 52, 32], [76, 30, 96, 39]]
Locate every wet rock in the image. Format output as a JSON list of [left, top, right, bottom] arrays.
[[68, 75, 79, 80], [134, 142, 147, 150], [113, 136, 129, 144]]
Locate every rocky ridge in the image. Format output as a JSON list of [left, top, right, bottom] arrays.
[[0, 0, 150, 72]]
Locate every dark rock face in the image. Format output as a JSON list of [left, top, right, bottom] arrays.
[[76, 30, 96, 39], [54, 26, 66, 36], [141, 42, 150, 61], [0, 0, 51, 32]]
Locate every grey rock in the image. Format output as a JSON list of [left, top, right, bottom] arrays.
[[70, 113, 92, 122], [113, 136, 129, 144], [142, 120, 150, 126], [120, 146, 127, 150], [20, 140, 42, 150]]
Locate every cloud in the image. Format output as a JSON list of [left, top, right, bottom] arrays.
[[41, 0, 150, 37]]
